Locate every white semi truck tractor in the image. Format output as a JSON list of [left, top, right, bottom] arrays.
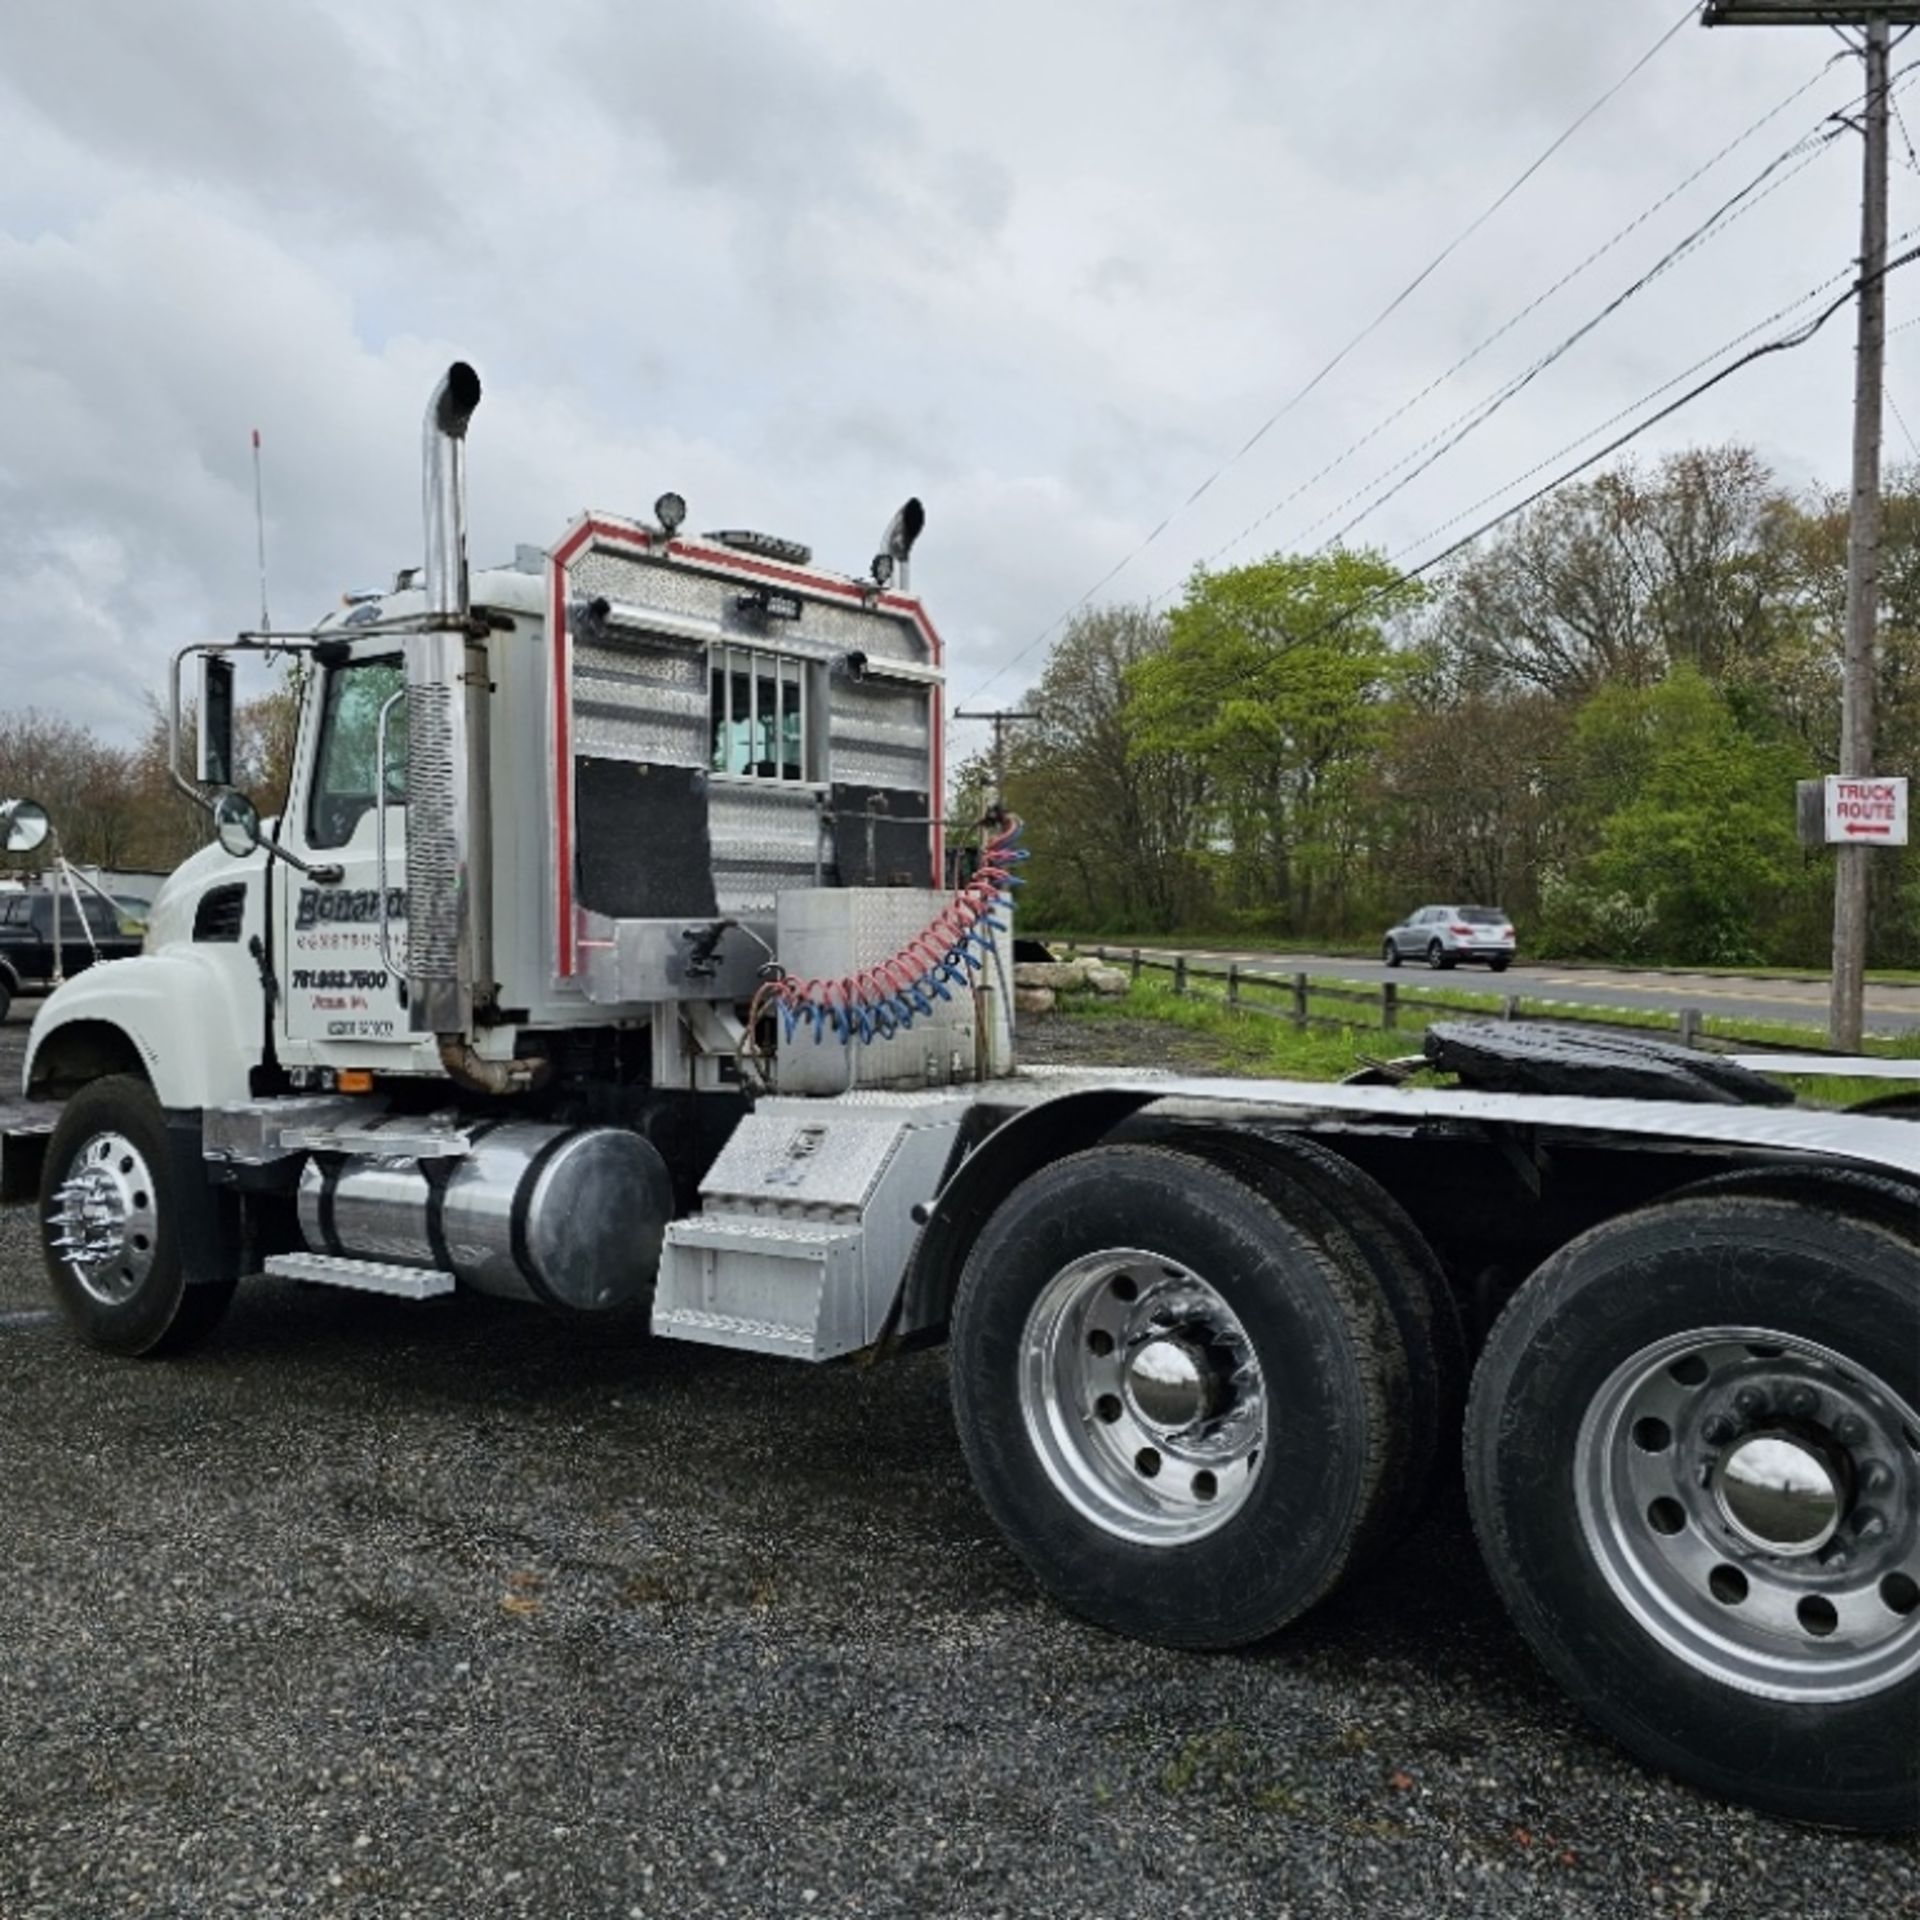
[[3, 366, 1918, 1830]]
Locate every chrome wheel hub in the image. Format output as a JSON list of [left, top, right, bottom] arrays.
[[48, 1131, 159, 1308], [1576, 1327, 1920, 1703], [1019, 1249, 1266, 1546]]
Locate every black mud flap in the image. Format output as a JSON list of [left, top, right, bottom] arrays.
[[0, 1103, 55, 1207]]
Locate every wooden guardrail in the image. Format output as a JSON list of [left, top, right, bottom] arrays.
[[1079, 946, 1829, 1058]]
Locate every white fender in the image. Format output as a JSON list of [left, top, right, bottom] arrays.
[[25, 948, 264, 1111]]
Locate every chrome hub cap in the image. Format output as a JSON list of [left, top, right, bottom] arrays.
[[1714, 1433, 1846, 1557], [48, 1131, 159, 1307], [1576, 1327, 1920, 1702], [1019, 1249, 1266, 1546]]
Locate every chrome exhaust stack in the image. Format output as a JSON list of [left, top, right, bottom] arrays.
[[422, 361, 482, 624], [408, 362, 487, 1041]]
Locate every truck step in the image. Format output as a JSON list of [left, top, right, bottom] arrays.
[[654, 1214, 864, 1361], [264, 1252, 456, 1300]]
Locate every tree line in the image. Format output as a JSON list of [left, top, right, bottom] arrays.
[[0, 687, 297, 880], [982, 447, 1919, 968]]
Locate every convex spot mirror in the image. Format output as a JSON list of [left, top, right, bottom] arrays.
[[0, 798, 50, 855], [213, 790, 262, 859]]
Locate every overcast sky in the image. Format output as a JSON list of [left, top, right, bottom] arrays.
[[0, 1, 1907, 757]]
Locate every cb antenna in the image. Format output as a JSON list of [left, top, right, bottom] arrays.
[[251, 426, 272, 634]]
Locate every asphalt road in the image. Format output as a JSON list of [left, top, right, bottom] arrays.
[[1110, 948, 1920, 1040], [1, 1005, 1917, 1918]]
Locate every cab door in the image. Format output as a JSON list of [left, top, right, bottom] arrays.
[[275, 652, 434, 1072]]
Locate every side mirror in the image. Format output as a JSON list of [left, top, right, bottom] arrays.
[[198, 655, 236, 787], [212, 790, 262, 859], [0, 797, 50, 855]]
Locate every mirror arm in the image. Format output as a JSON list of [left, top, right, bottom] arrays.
[[263, 839, 344, 887]]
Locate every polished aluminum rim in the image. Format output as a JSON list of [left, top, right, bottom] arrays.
[[1018, 1248, 1267, 1547], [1575, 1326, 1920, 1703], [48, 1130, 159, 1307]]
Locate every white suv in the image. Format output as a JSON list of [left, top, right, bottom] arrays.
[[1384, 905, 1516, 972]]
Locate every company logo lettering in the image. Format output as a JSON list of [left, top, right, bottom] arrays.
[[296, 887, 408, 931]]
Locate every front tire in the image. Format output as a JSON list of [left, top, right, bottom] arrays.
[[1383, 940, 1402, 969], [1466, 1195, 1920, 1830], [950, 1146, 1406, 1648], [40, 1075, 236, 1357]]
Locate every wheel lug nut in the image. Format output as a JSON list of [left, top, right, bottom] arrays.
[[1861, 1461, 1893, 1495], [1703, 1415, 1736, 1447], [1853, 1507, 1887, 1542], [1734, 1388, 1767, 1418], [1833, 1415, 1867, 1447], [1786, 1387, 1819, 1420]]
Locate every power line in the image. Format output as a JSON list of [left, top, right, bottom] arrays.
[[1252, 241, 1920, 660], [1176, 105, 1859, 594], [1398, 242, 1910, 556], [1290, 125, 1849, 561], [1139, 63, 1858, 603], [952, 3, 1696, 712]]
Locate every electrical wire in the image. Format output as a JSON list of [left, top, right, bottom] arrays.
[[1400, 242, 1909, 556], [952, 3, 1698, 712], [1253, 241, 1920, 657], [1172, 105, 1862, 594]]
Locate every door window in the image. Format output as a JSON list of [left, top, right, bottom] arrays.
[[309, 658, 408, 851]]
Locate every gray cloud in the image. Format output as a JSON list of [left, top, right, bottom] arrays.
[[0, 0, 1881, 760]]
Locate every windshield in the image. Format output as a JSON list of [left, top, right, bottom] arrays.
[[309, 657, 407, 850]]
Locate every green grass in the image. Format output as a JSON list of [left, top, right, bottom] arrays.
[[1034, 931, 1920, 988], [1068, 948, 1920, 1060], [1059, 980, 1429, 1082], [1056, 975, 1920, 1107]]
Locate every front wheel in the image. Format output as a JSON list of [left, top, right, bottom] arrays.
[[40, 1075, 236, 1357], [1382, 940, 1402, 969], [1466, 1195, 1920, 1830], [949, 1146, 1406, 1649]]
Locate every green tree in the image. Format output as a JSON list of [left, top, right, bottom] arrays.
[[1546, 670, 1816, 965], [1129, 551, 1424, 934]]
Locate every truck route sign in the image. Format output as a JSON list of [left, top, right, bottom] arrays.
[[1825, 776, 1909, 847]]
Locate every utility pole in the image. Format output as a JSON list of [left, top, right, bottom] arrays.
[[1835, 17, 1892, 1050], [1703, 4, 1913, 1050], [955, 708, 1037, 807]]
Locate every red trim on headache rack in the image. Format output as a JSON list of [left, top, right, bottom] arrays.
[[547, 516, 950, 958]]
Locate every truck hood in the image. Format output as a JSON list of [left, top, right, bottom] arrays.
[[145, 834, 269, 953]]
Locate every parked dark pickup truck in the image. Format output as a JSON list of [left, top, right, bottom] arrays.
[[0, 892, 142, 1021]]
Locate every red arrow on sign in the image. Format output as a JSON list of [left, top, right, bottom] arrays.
[[1844, 823, 1893, 837]]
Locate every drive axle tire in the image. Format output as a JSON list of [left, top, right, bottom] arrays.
[[950, 1145, 1406, 1649], [1427, 941, 1452, 971], [39, 1076, 236, 1358], [1164, 1129, 1465, 1554], [1466, 1195, 1920, 1831]]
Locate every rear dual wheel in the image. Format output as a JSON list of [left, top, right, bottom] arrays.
[[1467, 1194, 1920, 1831], [949, 1143, 1441, 1648]]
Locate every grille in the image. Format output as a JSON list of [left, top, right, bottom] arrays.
[[405, 679, 461, 985], [192, 884, 246, 944]]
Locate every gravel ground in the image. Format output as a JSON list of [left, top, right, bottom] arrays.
[[1, 1005, 1916, 1919]]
